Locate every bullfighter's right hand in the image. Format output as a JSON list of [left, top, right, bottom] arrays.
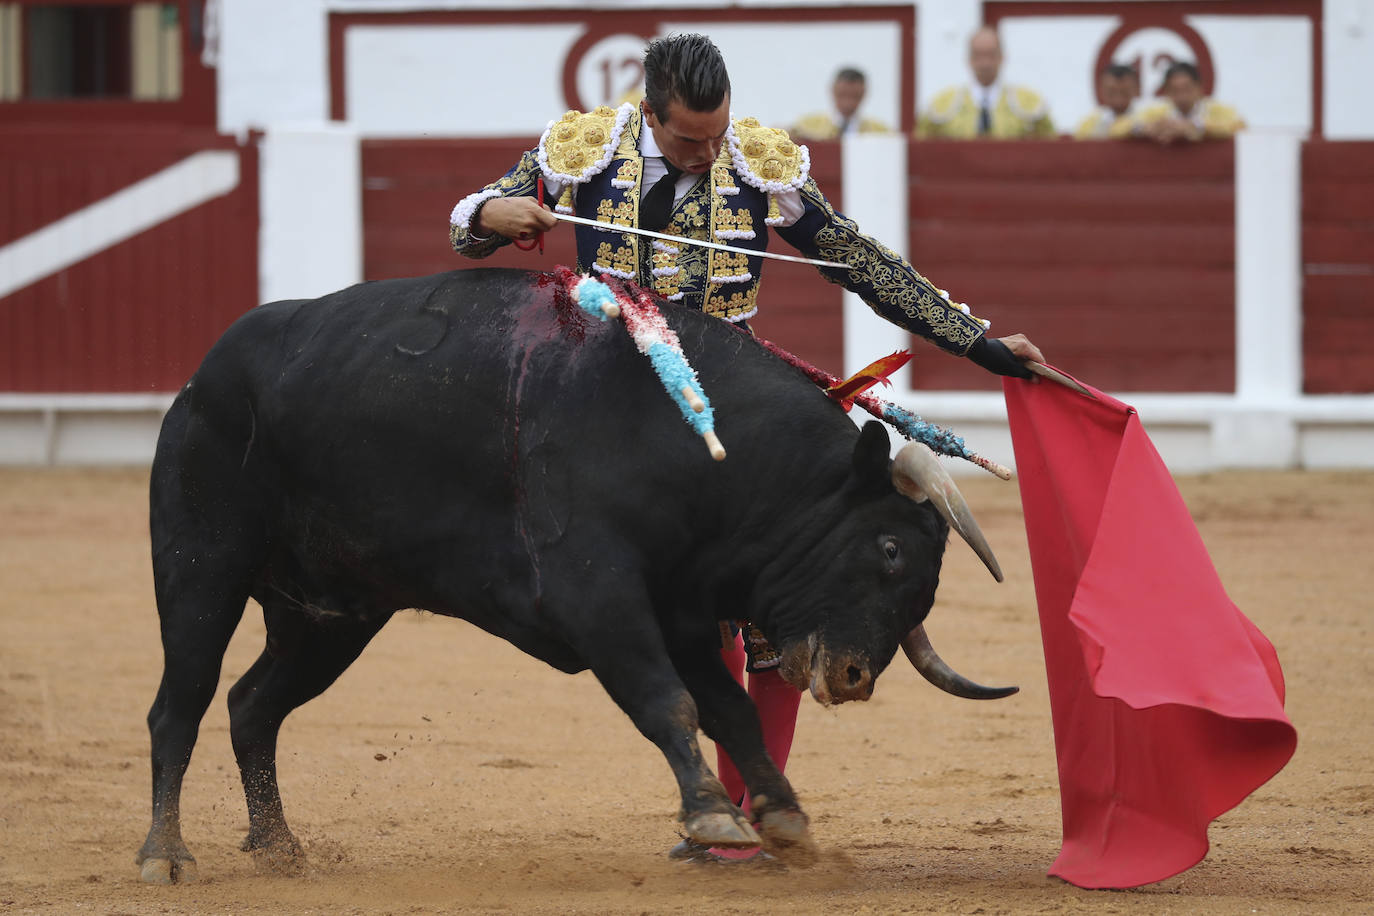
[[475, 197, 560, 241], [966, 334, 1043, 379]]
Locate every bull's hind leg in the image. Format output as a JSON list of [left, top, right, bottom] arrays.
[[138, 544, 256, 884], [227, 606, 392, 870], [138, 395, 264, 883]]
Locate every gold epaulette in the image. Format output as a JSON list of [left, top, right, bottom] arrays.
[[789, 112, 839, 141], [1006, 85, 1047, 121], [539, 103, 633, 185], [728, 116, 809, 192], [924, 87, 967, 125], [1201, 99, 1246, 134], [1131, 100, 1173, 126]]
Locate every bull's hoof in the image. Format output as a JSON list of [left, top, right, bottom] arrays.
[[244, 838, 306, 874], [240, 825, 306, 873], [758, 808, 818, 866], [667, 839, 716, 863], [668, 838, 784, 868], [683, 811, 761, 850], [139, 856, 197, 884], [250, 845, 308, 874]]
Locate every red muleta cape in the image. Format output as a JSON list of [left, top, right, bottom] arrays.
[[1003, 370, 1297, 889]]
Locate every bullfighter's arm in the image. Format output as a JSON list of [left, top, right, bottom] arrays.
[[449, 148, 545, 258], [772, 178, 989, 357]]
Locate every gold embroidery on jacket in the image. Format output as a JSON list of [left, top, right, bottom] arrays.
[[704, 288, 758, 321], [597, 197, 635, 227], [612, 158, 640, 189], [709, 250, 751, 280], [594, 239, 638, 278], [714, 206, 756, 240]]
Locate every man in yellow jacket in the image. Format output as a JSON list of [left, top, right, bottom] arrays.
[[790, 68, 892, 141], [1126, 61, 1246, 143], [1074, 63, 1140, 140], [917, 26, 1055, 139]]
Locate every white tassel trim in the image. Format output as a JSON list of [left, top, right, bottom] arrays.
[[764, 216, 785, 226], [450, 188, 501, 229], [710, 272, 754, 284], [652, 266, 681, 277], [537, 103, 634, 187], [593, 263, 636, 280], [722, 307, 758, 323], [715, 229, 756, 240], [652, 240, 679, 255], [666, 292, 685, 301], [715, 184, 739, 196]]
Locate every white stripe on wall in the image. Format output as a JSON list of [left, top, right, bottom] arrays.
[[0, 150, 240, 301]]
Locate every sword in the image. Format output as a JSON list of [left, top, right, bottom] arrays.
[[546, 211, 851, 270]]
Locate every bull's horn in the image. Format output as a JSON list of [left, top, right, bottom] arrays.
[[901, 624, 1018, 700], [891, 442, 1003, 582]]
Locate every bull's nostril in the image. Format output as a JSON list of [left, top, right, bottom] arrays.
[[847, 665, 865, 687]]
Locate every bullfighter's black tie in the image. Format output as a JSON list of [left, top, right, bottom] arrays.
[[640, 160, 683, 232], [978, 101, 992, 136]]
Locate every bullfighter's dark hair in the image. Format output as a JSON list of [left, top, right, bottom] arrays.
[[1163, 60, 1201, 84], [1103, 62, 1139, 81], [834, 67, 866, 85], [643, 33, 731, 123]]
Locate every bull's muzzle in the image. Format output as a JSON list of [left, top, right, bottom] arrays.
[[780, 636, 875, 706], [811, 647, 874, 706]]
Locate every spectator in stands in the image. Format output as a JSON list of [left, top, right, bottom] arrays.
[[916, 25, 1054, 139], [1074, 63, 1140, 139], [1126, 60, 1246, 143], [790, 67, 892, 140]]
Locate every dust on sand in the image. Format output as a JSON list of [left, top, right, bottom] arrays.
[[1, 468, 1371, 914]]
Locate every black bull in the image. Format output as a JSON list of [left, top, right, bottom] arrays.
[[137, 267, 1014, 883]]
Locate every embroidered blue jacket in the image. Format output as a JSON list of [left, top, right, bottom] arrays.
[[450, 104, 988, 355]]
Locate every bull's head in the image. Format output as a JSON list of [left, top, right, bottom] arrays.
[[759, 422, 1016, 706]]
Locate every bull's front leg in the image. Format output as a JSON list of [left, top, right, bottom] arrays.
[[571, 615, 760, 850], [670, 645, 818, 864]]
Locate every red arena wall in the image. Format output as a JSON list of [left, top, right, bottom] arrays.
[[1301, 140, 1374, 394], [904, 140, 1237, 393], [0, 128, 258, 392]]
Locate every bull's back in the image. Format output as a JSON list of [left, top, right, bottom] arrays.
[[154, 266, 854, 631]]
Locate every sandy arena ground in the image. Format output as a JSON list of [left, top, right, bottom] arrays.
[[1, 466, 1371, 914]]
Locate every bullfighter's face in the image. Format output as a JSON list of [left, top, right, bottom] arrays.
[[642, 94, 731, 175]]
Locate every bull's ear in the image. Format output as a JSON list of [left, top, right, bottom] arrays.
[[851, 420, 892, 485]]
